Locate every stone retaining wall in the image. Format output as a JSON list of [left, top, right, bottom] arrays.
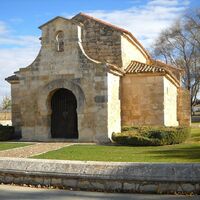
[[0, 158, 199, 194]]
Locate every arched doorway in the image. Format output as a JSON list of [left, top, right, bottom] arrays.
[[51, 88, 78, 139]]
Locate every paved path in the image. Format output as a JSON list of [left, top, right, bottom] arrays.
[[0, 185, 199, 200], [0, 143, 71, 158]]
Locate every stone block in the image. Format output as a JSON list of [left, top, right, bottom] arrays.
[[105, 181, 122, 191], [62, 179, 78, 188], [0, 174, 4, 183], [77, 180, 92, 189], [12, 176, 24, 185], [43, 177, 51, 186], [181, 183, 196, 193], [90, 181, 105, 190], [158, 183, 178, 193], [51, 178, 62, 186], [94, 95, 107, 103], [123, 182, 136, 191], [4, 174, 14, 184], [30, 177, 44, 185], [139, 183, 158, 193]]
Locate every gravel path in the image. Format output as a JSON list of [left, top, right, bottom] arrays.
[[0, 143, 72, 158]]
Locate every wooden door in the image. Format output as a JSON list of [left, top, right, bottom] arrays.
[[51, 88, 78, 138]]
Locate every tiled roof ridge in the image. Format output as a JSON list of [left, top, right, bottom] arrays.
[[150, 59, 183, 72], [125, 60, 166, 74], [125, 60, 180, 86], [75, 12, 131, 35]]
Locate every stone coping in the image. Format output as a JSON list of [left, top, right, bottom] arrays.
[[0, 158, 199, 182]]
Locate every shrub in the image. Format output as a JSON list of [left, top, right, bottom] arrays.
[[0, 125, 14, 141], [112, 126, 190, 146]]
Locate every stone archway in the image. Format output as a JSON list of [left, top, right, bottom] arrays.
[[37, 79, 85, 140], [51, 88, 78, 139]]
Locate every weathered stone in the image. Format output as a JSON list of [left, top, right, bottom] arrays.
[[94, 95, 107, 103], [121, 75, 179, 126], [6, 13, 188, 143], [43, 177, 51, 186], [77, 180, 92, 189], [105, 181, 122, 191], [0, 159, 199, 193], [62, 179, 78, 188], [139, 183, 158, 193], [123, 182, 136, 191], [181, 184, 196, 193], [3, 174, 14, 183], [51, 178, 62, 186], [30, 177, 44, 185]]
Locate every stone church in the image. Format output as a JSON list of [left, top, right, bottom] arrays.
[[6, 13, 190, 142]]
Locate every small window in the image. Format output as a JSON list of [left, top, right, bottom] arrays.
[[56, 31, 64, 52]]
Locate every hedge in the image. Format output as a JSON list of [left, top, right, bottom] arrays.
[[0, 125, 14, 141], [112, 126, 190, 146]]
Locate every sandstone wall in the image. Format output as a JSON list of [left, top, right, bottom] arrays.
[[121, 74, 164, 126], [73, 15, 122, 67], [163, 77, 179, 126], [107, 73, 121, 139], [177, 88, 191, 126], [11, 18, 112, 143], [121, 35, 147, 68], [10, 83, 21, 132]]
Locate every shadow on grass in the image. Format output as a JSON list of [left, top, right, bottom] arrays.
[[145, 145, 200, 161]]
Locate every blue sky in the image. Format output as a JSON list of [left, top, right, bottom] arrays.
[[0, 0, 199, 101]]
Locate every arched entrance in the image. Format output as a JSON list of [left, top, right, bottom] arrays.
[[51, 88, 78, 139]]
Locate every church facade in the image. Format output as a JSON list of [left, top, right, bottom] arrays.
[[6, 13, 190, 142]]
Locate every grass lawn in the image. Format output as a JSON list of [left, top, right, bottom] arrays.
[[0, 142, 32, 151], [33, 128, 200, 163]]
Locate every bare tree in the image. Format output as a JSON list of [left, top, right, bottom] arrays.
[[152, 8, 200, 111], [0, 96, 11, 111]]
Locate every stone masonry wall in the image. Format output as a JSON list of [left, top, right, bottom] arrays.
[[10, 83, 21, 132], [163, 77, 179, 126], [72, 15, 122, 67], [121, 74, 164, 126], [11, 18, 111, 143], [177, 88, 191, 126]]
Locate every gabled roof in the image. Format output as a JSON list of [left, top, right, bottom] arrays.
[[125, 61, 180, 86], [5, 75, 19, 83], [72, 13, 151, 59], [125, 61, 165, 74], [38, 16, 73, 29], [149, 59, 183, 73], [72, 12, 132, 36]]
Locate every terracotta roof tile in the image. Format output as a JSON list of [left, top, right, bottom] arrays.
[[125, 61, 180, 86], [125, 61, 165, 74]]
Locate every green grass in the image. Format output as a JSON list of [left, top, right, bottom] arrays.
[[188, 128, 200, 142], [0, 142, 32, 151], [33, 128, 200, 163]]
